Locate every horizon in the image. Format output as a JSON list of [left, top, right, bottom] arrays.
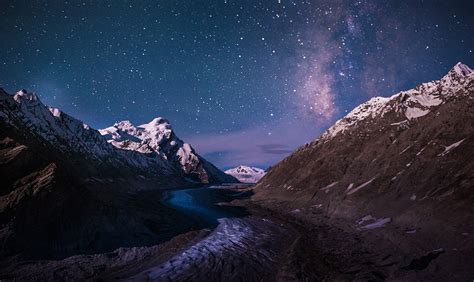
[[1, 1, 473, 169]]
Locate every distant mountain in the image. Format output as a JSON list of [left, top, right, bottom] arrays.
[[225, 165, 266, 183], [254, 63, 473, 268], [0, 88, 236, 260]]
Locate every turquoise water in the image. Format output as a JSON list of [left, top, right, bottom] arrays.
[[165, 187, 251, 224]]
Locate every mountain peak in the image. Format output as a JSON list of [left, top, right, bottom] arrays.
[[452, 62, 473, 76], [320, 62, 474, 141], [17, 89, 28, 95], [225, 165, 266, 183], [143, 117, 170, 128], [139, 117, 173, 140], [99, 116, 236, 183], [114, 120, 135, 129], [14, 89, 39, 103], [49, 107, 62, 118]]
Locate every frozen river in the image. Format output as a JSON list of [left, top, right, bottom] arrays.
[[131, 186, 295, 281]]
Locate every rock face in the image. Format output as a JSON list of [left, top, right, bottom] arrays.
[[0, 88, 235, 260], [225, 165, 266, 183], [254, 63, 474, 253]]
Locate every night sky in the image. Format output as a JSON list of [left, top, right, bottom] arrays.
[[1, 1, 473, 169]]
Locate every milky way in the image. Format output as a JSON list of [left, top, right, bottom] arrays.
[[1, 1, 473, 168]]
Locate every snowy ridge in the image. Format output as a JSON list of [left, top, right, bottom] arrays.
[[7, 89, 116, 159], [0, 88, 236, 184], [99, 119, 204, 175], [99, 118, 237, 183], [225, 165, 266, 183], [321, 62, 474, 141], [0, 89, 174, 172], [322, 95, 396, 139]]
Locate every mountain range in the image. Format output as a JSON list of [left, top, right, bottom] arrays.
[[0, 89, 236, 259], [0, 62, 472, 279]]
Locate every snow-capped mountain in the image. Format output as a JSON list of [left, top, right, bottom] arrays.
[[255, 63, 473, 261], [321, 62, 473, 141], [0, 88, 236, 184], [1, 89, 176, 178], [6, 89, 115, 159], [225, 165, 266, 183], [99, 119, 236, 183]]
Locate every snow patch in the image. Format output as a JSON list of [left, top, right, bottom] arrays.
[[320, 181, 338, 193], [438, 139, 465, 156], [346, 177, 376, 195], [49, 107, 61, 118], [416, 146, 426, 156], [407, 92, 443, 107], [405, 107, 430, 119], [391, 120, 408, 126], [346, 183, 354, 191], [399, 145, 412, 155], [452, 62, 473, 76], [356, 215, 375, 225], [362, 218, 391, 229], [356, 216, 391, 229]]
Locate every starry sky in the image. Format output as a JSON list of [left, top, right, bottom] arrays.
[[1, 0, 473, 169]]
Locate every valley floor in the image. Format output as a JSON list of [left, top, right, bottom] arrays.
[[1, 185, 471, 280]]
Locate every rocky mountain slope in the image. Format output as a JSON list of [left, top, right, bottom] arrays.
[[0, 88, 235, 261], [254, 63, 474, 276], [225, 165, 266, 183]]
